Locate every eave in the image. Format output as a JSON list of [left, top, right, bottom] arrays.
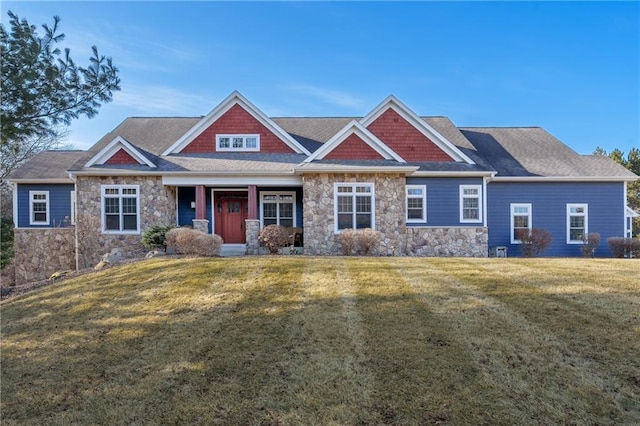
[[491, 176, 638, 182]]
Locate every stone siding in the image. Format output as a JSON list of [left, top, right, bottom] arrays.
[[14, 228, 75, 285], [75, 176, 176, 268], [245, 219, 260, 254], [405, 227, 488, 257], [302, 173, 405, 255]]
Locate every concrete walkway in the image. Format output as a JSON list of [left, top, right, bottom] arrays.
[[220, 244, 247, 257]]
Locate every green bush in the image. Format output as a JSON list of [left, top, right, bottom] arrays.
[[142, 225, 175, 250], [1, 216, 14, 269]]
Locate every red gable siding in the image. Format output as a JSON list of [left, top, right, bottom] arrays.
[[104, 148, 140, 165], [181, 104, 295, 153], [323, 134, 385, 160], [366, 108, 454, 162]]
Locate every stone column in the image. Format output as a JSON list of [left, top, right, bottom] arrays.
[[245, 219, 260, 254], [192, 218, 209, 234]]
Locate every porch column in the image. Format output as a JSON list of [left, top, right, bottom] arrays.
[[195, 185, 206, 219], [248, 185, 258, 219]]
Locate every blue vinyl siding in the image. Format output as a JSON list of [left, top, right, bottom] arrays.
[[17, 184, 74, 228], [487, 182, 626, 257], [405, 177, 484, 226], [177, 187, 212, 233]]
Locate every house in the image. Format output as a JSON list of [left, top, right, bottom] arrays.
[[7, 91, 638, 284]]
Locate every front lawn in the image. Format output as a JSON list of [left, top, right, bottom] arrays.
[[1, 257, 638, 424]]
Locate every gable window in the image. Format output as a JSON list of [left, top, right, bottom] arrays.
[[29, 191, 49, 225], [459, 185, 482, 223], [217, 134, 260, 152], [261, 192, 295, 228], [101, 185, 140, 234], [567, 204, 588, 244], [510, 203, 532, 243], [406, 185, 426, 223], [334, 183, 375, 232]]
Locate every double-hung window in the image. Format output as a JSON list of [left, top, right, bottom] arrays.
[[510, 203, 532, 243], [216, 134, 260, 151], [459, 185, 482, 223], [261, 192, 295, 228], [406, 185, 427, 223], [29, 191, 49, 225], [335, 183, 374, 232], [567, 204, 588, 243], [102, 185, 140, 234]]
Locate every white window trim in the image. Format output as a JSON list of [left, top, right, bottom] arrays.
[[459, 184, 482, 224], [260, 191, 296, 228], [101, 185, 141, 235], [29, 190, 50, 225], [567, 203, 588, 244], [333, 182, 375, 233], [510, 203, 532, 244], [406, 184, 427, 223], [216, 134, 260, 152]]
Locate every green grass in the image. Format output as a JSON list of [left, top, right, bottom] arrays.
[[1, 257, 639, 425]]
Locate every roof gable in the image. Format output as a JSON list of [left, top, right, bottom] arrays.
[[360, 95, 475, 164], [85, 136, 156, 168], [304, 120, 404, 163], [162, 91, 311, 156]]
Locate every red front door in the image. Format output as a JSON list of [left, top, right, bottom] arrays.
[[221, 199, 247, 243]]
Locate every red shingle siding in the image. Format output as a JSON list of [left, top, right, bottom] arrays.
[[181, 104, 295, 153], [323, 134, 385, 160], [104, 148, 139, 165], [366, 108, 454, 162]]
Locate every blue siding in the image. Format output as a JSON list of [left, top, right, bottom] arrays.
[[487, 182, 626, 257], [17, 184, 75, 228], [405, 177, 484, 226], [177, 187, 213, 233]]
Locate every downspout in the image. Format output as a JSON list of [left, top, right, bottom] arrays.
[[11, 182, 18, 227], [68, 172, 79, 271]]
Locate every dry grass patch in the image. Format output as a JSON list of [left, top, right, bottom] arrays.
[[1, 256, 639, 424]]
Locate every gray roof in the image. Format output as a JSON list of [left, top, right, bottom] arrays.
[[8, 114, 637, 181], [460, 127, 636, 178], [6, 150, 90, 180]]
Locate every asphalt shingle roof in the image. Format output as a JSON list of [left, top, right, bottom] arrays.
[[6, 150, 90, 180]]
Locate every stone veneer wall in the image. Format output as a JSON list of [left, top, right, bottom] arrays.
[[245, 219, 260, 255], [302, 172, 488, 257], [14, 228, 75, 285], [75, 176, 176, 268], [405, 227, 488, 257], [302, 173, 406, 256]]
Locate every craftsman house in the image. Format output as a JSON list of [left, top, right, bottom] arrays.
[[7, 91, 637, 284]]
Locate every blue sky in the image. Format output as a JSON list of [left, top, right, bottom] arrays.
[[3, 1, 639, 155]]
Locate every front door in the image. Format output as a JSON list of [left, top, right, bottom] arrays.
[[221, 199, 247, 243]]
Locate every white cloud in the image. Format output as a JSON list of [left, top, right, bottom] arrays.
[[284, 84, 365, 109], [113, 86, 212, 115]]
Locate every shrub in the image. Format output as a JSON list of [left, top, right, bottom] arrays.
[[337, 228, 357, 256], [258, 224, 290, 254], [142, 225, 175, 250], [338, 228, 382, 256], [165, 227, 222, 257], [517, 228, 552, 257], [356, 228, 382, 255], [580, 232, 601, 258], [1, 216, 14, 269], [607, 237, 640, 258]]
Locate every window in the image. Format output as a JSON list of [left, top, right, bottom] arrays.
[[406, 185, 426, 223], [101, 185, 140, 233], [334, 183, 374, 232], [29, 191, 49, 225], [459, 185, 482, 223], [216, 134, 260, 151], [567, 204, 588, 244], [510, 203, 532, 243], [261, 192, 295, 228]]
